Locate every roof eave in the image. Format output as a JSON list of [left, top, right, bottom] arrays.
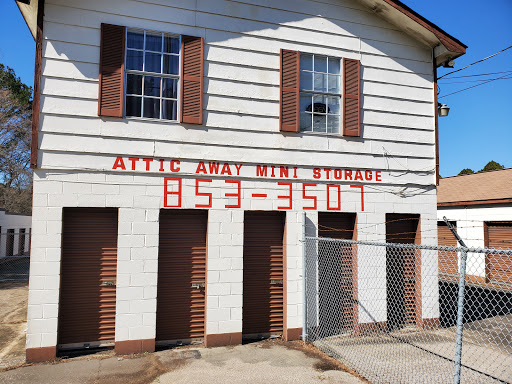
[[15, 0, 38, 41]]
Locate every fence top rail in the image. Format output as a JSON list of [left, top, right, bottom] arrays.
[[304, 236, 512, 255]]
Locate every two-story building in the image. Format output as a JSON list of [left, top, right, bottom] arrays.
[[16, 0, 466, 362]]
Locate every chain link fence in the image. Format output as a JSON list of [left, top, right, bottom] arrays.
[[304, 236, 512, 383], [0, 231, 30, 281]]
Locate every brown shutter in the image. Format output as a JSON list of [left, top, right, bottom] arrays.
[[279, 49, 299, 132], [98, 23, 125, 117], [181, 36, 204, 124], [342, 58, 361, 137]]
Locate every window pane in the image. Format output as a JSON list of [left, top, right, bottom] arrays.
[[126, 74, 143, 95], [328, 57, 340, 74], [327, 96, 341, 115], [313, 114, 326, 132], [163, 78, 178, 99], [143, 97, 160, 118], [300, 54, 313, 71], [126, 49, 143, 71], [144, 76, 161, 97], [145, 33, 162, 52], [164, 36, 180, 54], [313, 95, 327, 113], [300, 94, 313, 112], [127, 31, 144, 49], [300, 112, 312, 131], [327, 116, 340, 133], [300, 71, 313, 91], [328, 75, 340, 94], [126, 96, 142, 117], [314, 73, 327, 92], [163, 54, 179, 75], [145, 52, 162, 73], [315, 55, 327, 73], [162, 99, 177, 120]]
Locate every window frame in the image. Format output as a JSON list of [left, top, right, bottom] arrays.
[[124, 28, 182, 122], [299, 52, 343, 135]]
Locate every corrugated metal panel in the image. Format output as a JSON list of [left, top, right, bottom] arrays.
[[243, 211, 285, 335], [386, 214, 420, 330], [438, 221, 458, 276], [318, 212, 357, 334], [58, 208, 118, 345], [486, 222, 512, 284], [156, 210, 207, 341]]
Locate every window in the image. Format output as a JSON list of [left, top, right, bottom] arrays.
[[299, 54, 342, 134], [125, 29, 181, 121]]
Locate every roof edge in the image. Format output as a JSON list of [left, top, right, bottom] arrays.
[[438, 198, 512, 208]]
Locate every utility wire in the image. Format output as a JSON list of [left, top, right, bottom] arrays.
[[440, 76, 512, 84], [439, 73, 512, 99], [437, 45, 512, 80], [439, 70, 512, 80]]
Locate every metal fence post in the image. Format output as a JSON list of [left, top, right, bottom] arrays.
[[444, 217, 468, 384], [302, 212, 308, 342]]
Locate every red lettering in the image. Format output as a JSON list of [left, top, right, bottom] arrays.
[[280, 166, 289, 178], [196, 161, 207, 174], [293, 167, 298, 179], [143, 158, 153, 171], [323, 168, 331, 179], [128, 157, 139, 171], [159, 159, 165, 172], [195, 179, 213, 208], [256, 165, 268, 177], [208, 162, 220, 174], [344, 170, 353, 180], [277, 182, 293, 210], [350, 185, 365, 211], [302, 183, 317, 210], [334, 169, 342, 180], [313, 168, 321, 179], [376, 171, 382, 182], [170, 160, 180, 172], [225, 180, 241, 208], [271, 166, 276, 178], [164, 177, 182, 208], [234, 164, 243, 176], [354, 170, 363, 181], [326, 184, 341, 211], [112, 157, 126, 170], [365, 170, 372, 181], [220, 163, 232, 176]]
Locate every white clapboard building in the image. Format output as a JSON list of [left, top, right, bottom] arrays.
[[16, 0, 466, 362]]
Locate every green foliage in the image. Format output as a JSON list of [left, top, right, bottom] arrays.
[[480, 161, 504, 173], [458, 168, 474, 176], [0, 64, 32, 106]]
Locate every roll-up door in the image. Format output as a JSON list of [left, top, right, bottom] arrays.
[[386, 214, 420, 331], [58, 208, 118, 347], [485, 222, 512, 284], [157, 210, 207, 342], [243, 211, 285, 337], [438, 221, 458, 278], [318, 212, 357, 336]]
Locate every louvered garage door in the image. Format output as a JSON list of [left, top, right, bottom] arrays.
[[438, 221, 458, 278], [318, 212, 357, 336], [243, 211, 285, 337], [157, 210, 207, 342], [486, 222, 512, 284], [386, 214, 420, 331], [58, 208, 118, 346]]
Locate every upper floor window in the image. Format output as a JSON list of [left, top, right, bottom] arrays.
[[299, 54, 342, 134], [125, 29, 181, 121]]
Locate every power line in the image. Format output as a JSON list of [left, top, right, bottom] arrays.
[[437, 45, 512, 80], [439, 73, 512, 99], [440, 76, 512, 84], [439, 70, 512, 80]]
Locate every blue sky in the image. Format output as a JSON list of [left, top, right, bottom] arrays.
[[0, 1, 510, 177]]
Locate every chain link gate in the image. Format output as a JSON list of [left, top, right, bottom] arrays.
[[0, 231, 31, 281], [304, 236, 512, 384]]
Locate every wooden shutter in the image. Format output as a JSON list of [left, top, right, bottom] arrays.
[[181, 36, 204, 124], [98, 24, 125, 118], [342, 58, 361, 137], [279, 49, 299, 132]]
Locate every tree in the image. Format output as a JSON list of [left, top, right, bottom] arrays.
[[458, 168, 474, 176], [0, 64, 33, 214], [480, 161, 504, 173]]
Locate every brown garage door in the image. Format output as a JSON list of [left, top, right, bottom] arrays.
[[58, 208, 118, 346], [157, 210, 207, 342], [243, 211, 285, 337], [386, 213, 420, 331], [318, 212, 357, 336], [485, 222, 512, 284], [438, 221, 458, 278]]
